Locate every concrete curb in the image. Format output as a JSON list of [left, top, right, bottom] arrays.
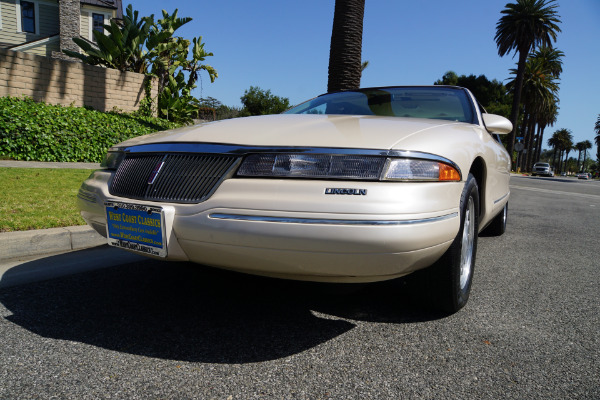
[[0, 226, 106, 262]]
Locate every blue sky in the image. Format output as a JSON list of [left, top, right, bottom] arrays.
[[130, 0, 600, 156]]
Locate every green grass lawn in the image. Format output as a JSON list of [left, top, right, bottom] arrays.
[[0, 168, 93, 232]]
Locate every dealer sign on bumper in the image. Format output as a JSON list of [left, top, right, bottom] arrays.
[[105, 201, 167, 257]]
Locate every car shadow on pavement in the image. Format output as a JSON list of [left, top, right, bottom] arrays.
[[0, 252, 444, 364]]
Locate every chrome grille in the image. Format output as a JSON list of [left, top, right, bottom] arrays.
[[110, 153, 240, 203]]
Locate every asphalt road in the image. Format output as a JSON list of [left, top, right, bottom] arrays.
[[1, 176, 599, 399]]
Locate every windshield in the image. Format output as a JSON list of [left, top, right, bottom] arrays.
[[285, 87, 475, 123]]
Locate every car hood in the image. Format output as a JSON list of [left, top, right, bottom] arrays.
[[117, 114, 474, 151]]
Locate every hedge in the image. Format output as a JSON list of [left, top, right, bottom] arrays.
[[0, 96, 180, 163]]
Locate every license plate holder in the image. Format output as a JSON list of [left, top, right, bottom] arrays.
[[105, 201, 167, 257]]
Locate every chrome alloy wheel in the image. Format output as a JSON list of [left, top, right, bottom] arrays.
[[459, 196, 475, 291]]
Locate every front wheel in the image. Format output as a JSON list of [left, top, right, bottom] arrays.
[[483, 202, 507, 236], [427, 173, 480, 314]]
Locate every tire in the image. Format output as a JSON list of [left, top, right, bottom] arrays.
[[426, 173, 479, 314], [483, 202, 507, 236]]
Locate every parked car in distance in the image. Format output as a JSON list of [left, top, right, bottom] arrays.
[[531, 162, 554, 177], [577, 172, 591, 180], [77, 86, 512, 313]]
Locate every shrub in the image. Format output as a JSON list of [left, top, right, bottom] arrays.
[[0, 96, 179, 163], [240, 86, 290, 116]]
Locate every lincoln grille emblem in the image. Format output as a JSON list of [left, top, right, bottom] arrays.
[[325, 188, 367, 195], [147, 161, 165, 185]]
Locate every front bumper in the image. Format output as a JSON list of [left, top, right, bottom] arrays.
[[78, 171, 462, 282]]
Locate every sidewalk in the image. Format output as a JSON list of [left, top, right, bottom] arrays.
[[1, 160, 104, 262], [0, 160, 101, 169]]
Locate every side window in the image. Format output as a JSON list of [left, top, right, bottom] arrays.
[[92, 13, 105, 41], [21, 1, 36, 33], [300, 103, 326, 115]]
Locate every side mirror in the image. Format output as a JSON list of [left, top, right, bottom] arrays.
[[482, 113, 512, 135]]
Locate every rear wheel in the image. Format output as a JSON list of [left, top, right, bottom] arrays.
[[426, 173, 479, 314]]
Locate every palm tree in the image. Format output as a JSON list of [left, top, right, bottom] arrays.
[[495, 0, 561, 163], [534, 101, 558, 164], [548, 132, 561, 170], [531, 46, 564, 76], [530, 46, 562, 165], [554, 128, 573, 174], [595, 115, 600, 162], [575, 141, 586, 172], [507, 52, 560, 171], [563, 144, 574, 174], [327, 0, 365, 92], [583, 140, 592, 167]]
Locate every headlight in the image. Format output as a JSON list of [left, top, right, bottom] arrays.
[[383, 159, 461, 181], [100, 147, 126, 170], [237, 154, 386, 180], [237, 153, 461, 182]]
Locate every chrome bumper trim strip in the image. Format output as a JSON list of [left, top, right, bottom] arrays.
[[208, 212, 459, 226], [493, 192, 509, 204]]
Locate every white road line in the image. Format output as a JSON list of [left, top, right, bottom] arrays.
[[510, 185, 600, 200]]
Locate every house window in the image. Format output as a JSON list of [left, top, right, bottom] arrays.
[[21, 1, 36, 33], [92, 13, 105, 40]]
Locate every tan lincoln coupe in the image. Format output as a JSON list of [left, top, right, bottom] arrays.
[[78, 86, 512, 313]]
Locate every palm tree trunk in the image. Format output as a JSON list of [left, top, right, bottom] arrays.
[[516, 112, 528, 171], [564, 150, 571, 174], [327, 0, 365, 93], [525, 114, 536, 171], [535, 125, 545, 163], [557, 149, 563, 173], [507, 50, 529, 166]]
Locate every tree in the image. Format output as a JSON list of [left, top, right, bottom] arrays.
[[495, 0, 561, 164], [199, 97, 222, 110], [533, 98, 558, 165], [240, 87, 290, 116], [145, 9, 217, 122], [531, 46, 564, 76], [506, 49, 561, 171], [528, 46, 563, 166], [63, 4, 151, 73], [548, 128, 573, 172], [199, 97, 241, 121], [547, 131, 561, 169], [64, 5, 217, 123], [581, 140, 593, 171], [434, 71, 512, 118], [436, 71, 459, 86], [575, 141, 587, 172], [595, 115, 600, 162], [327, 0, 365, 92]]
